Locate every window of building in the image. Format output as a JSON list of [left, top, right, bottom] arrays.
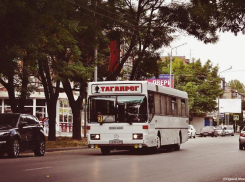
[[3, 99, 12, 113], [59, 99, 73, 123]]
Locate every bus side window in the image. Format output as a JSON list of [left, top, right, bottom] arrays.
[[148, 92, 154, 114], [177, 98, 181, 116], [181, 99, 186, 117], [161, 95, 167, 115], [148, 92, 154, 121], [166, 96, 172, 115], [154, 93, 161, 115], [172, 97, 177, 116]]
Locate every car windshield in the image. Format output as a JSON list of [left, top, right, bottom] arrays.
[[89, 95, 147, 124], [0, 114, 20, 128], [188, 125, 192, 129], [215, 126, 222, 130]]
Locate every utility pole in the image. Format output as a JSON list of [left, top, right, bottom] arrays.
[[169, 43, 187, 88], [217, 66, 232, 126], [94, 0, 98, 82]]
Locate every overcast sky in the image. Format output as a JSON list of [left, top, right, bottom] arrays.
[[162, 32, 245, 84]]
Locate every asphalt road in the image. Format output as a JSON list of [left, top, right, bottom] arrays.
[[1, 135, 245, 182]]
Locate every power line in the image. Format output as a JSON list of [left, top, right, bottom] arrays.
[[95, 4, 139, 25], [66, 0, 137, 31]]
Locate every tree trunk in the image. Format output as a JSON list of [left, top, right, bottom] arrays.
[[47, 99, 58, 141], [38, 59, 60, 141], [17, 56, 29, 113], [72, 105, 81, 140], [62, 80, 86, 140]]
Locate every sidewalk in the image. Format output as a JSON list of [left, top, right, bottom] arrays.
[[43, 131, 87, 152], [46, 146, 88, 152], [44, 131, 85, 138]]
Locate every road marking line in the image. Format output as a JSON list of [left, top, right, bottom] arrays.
[[112, 158, 127, 161], [24, 167, 52, 171]]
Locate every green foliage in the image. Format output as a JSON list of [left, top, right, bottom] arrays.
[[229, 80, 245, 93], [159, 58, 223, 115]]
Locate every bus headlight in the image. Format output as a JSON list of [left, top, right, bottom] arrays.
[[132, 133, 143, 140], [91, 134, 100, 140]]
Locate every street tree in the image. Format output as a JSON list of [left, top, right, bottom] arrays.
[[96, 0, 220, 81], [159, 58, 223, 116], [228, 80, 245, 93], [0, 0, 40, 113], [0, 0, 91, 141]]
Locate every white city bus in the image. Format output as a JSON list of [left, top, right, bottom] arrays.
[[86, 81, 189, 154]]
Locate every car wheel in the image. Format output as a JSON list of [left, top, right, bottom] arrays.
[[101, 147, 110, 155], [34, 138, 45, 156], [193, 133, 196, 138], [239, 143, 244, 150], [8, 139, 20, 158]]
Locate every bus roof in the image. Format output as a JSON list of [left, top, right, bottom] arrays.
[[88, 81, 188, 99]]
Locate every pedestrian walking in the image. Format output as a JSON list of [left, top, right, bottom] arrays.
[[43, 117, 49, 136]]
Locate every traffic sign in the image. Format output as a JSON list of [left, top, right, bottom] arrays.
[[233, 115, 239, 121]]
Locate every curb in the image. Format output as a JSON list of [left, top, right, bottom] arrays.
[[46, 146, 89, 152]]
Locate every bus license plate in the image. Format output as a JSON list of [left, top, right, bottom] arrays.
[[109, 139, 123, 144]]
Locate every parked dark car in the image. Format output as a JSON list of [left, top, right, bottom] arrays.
[[200, 126, 218, 137], [0, 113, 45, 158]]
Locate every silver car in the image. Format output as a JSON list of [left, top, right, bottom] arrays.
[[239, 127, 245, 150], [215, 126, 225, 136], [188, 125, 196, 138], [224, 127, 234, 136]]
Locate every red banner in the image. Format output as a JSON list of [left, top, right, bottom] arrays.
[[108, 40, 119, 72]]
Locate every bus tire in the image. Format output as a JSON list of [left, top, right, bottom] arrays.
[[174, 143, 180, 151], [101, 147, 110, 155], [150, 135, 161, 154], [174, 132, 181, 151], [156, 135, 161, 150]]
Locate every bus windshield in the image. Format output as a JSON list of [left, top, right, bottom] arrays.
[[89, 96, 147, 124]]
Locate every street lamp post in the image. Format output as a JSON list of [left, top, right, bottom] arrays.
[[217, 66, 232, 126], [169, 43, 187, 88]]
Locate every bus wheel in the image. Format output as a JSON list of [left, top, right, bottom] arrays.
[[101, 147, 110, 155], [174, 143, 180, 151], [150, 136, 161, 154], [156, 135, 161, 150]]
